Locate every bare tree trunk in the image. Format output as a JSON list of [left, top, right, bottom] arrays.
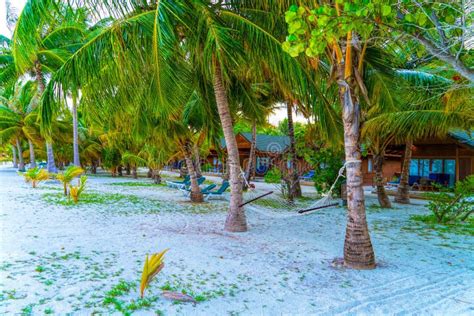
[[46, 142, 57, 173], [395, 140, 412, 204], [72, 94, 80, 167], [213, 60, 247, 232], [16, 138, 25, 171], [338, 79, 375, 270], [286, 101, 302, 199], [12, 145, 18, 168], [28, 139, 36, 168], [132, 166, 138, 179], [126, 163, 131, 175], [184, 141, 203, 202], [373, 153, 391, 208], [193, 143, 202, 178], [91, 162, 97, 174]]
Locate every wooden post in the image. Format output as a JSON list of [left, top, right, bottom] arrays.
[[455, 146, 459, 182]]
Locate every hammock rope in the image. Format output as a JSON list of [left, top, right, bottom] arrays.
[[240, 160, 360, 218]]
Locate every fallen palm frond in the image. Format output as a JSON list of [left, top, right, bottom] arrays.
[[162, 290, 197, 304], [20, 167, 49, 188], [140, 249, 169, 298], [69, 175, 87, 203]]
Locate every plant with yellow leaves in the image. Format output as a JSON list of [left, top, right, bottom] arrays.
[[56, 165, 84, 195], [20, 167, 49, 188], [69, 175, 87, 203], [140, 249, 169, 298]]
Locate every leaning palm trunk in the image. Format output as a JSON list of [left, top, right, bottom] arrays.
[[72, 94, 80, 167], [184, 142, 203, 202], [373, 153, 391, 208], [16, 137, 25, 171], [213, 61, 247, 232], [338, 79, 375, 269], [46, 142, 57, 173], [286, 102, 302, 199], [395, 140, 412, 204], [28, 139, 36, 168], [12, 145, 18, 168]]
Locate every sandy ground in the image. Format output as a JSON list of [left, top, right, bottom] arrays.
[[1, 166, 473, 315]]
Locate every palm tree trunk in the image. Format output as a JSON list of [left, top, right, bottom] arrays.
[[184, 142, 203, 202], [126, 164, 132, 175], [28, 139, 36, 168], [193, 143, 202, 178], [338, 79, 375, 270], [12, 145, 18, 168], [395, 140, 412, 204], [152, 169, 161, 184], [287, 101, 302, 199], [132, 166, 138, 179], [213, 60, 247, 232], [16, 138, 25, 171], [374, 153, 391, 208], [245, 120, 257, 184], [36, 62, 57, 173], [72, 94, 80, 167], [46, 142, 57, 173]]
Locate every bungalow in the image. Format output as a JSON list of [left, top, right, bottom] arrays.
[[362, 130, 474, 187], [206, 132, 311, 176]]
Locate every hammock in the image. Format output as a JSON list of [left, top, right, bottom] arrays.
[[239, 160, 358, 218]]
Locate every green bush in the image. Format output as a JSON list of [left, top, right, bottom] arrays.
[[264, 167, 282, 184], [424, 175, 474, 224]]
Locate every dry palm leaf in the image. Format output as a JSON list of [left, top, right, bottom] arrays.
[[162, 291, 197, 304]]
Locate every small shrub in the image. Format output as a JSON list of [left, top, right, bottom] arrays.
[[56, 166, 84, 196], [424, 176, 474, 224], [19, 167, 49, 188], [69, 176, 87, 203], [264, 167, 282, 184]]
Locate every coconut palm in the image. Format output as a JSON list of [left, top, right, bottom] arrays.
[[12, 0, 89, 172], [0, 81, 38, 171], [20, 167, 49, 188]]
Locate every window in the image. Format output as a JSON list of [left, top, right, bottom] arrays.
[[409, 158, 456, 186], [368, 158, 373, 172]]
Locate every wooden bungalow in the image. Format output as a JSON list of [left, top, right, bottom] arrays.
[[205, 132, 311, 176], [362, 130, 474, 187]]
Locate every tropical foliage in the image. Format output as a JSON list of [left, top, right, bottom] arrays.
[[69, 175, 87, 203], [0, 0, 473, 272], [20, 167, 49, 188], [140, 249, 169, 298]]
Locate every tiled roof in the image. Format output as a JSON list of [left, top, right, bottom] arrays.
[[220, 132, 290, 154], [449, 130, 474, 149]]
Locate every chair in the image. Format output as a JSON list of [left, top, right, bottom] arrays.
[[180, 183, 216, 197], [300, 170, 315, 181], [166, 175, 191, 188], [204, 180, 230, 201]]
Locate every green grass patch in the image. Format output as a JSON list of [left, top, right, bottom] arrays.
[[410, 214, 474, 237], [42, 191, 153, 207], [107, 182, 165, 187]]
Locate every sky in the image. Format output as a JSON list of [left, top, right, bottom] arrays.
[[0, 0, 305, 125]]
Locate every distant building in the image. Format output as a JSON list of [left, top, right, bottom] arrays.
[[362, 130, 474, 187]]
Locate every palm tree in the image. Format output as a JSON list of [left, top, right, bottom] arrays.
[[12, 0, 88, 172], [0, 81, 37, 171]]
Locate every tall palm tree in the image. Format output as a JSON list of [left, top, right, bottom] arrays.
[[39, 0, 313, 232], [12, 0, 88, 172]]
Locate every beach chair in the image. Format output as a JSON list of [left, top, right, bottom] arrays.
[[180, 183, 216, 197], [204, 180, 230, 201], [166, 175, 191, 188]]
